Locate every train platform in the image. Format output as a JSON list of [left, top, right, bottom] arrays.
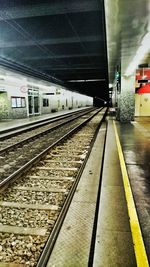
[[46, 116, 150, 267], [117, 117, 150, 265], [0, 107, 87, 133]]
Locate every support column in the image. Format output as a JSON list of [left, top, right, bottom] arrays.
[[117, 74, 135, 122]]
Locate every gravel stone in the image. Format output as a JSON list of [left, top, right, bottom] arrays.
[[0, 110, 103, 266]]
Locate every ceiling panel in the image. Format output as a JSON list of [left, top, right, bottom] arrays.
[[105, 0, 150, 83], [0, 0, 109, 100]]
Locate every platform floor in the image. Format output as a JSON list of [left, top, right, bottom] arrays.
[[46, 118, 137, 267], [1, 112, 149, 266], [0, 107, 86, 133], [117, 117, 150, 264], [93, 119, 136, 267]]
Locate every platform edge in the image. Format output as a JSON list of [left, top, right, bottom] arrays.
[[113, 120, 149, 267]]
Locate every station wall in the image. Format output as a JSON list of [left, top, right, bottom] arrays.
[[135, 93, 150, 116]]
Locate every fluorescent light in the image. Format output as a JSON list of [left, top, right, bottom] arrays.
[[95, 96, 107, 102], [124, 32, 150, 76], [68, 79, 106, 82]]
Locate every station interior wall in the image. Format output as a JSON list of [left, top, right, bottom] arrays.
[[135, 93, 150, 116]]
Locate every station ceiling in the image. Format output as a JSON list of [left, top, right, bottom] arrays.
[[105, 0, 150, 83], [0, 0, 109, 102], [1, 0, 149, 102]]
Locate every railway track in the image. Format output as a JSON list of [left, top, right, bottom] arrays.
[[0, 108, 107, 267], [0, 108, 99, 185], [0, 108, 94, 139], [0, 108, 95, 153]]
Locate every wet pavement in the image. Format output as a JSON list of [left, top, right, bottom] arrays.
[[117, 119, 150, 263]]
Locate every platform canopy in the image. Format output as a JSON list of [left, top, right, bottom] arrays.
[[105, 0, 150, 83], [0, 0, 109, 102]]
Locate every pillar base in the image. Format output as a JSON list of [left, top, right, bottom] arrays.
[[117, 90, 135, 122]]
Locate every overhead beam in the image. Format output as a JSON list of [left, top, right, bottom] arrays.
[[58, 76, 107, 82], [0, 35, 102, 48], [0, 0, 101, 21], [0, 57, 64, 85], [42, 73, 107, 81], [49, 69, 106, 75], [54, 73, 107, 77], [22, 53, 102, 61], [44, 72, 107, 80], [41, 66, 106, 70], [54, 71, 106, 76]]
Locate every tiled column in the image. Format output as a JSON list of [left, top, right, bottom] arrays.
[[117, 75, 135, 122]]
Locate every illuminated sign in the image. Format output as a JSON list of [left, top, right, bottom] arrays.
[[0, 87, 6, 92]]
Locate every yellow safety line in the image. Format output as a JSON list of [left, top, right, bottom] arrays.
[[113, 120, 149, 267]]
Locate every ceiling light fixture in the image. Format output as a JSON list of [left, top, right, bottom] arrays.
[[68, 79, 106, 82]]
